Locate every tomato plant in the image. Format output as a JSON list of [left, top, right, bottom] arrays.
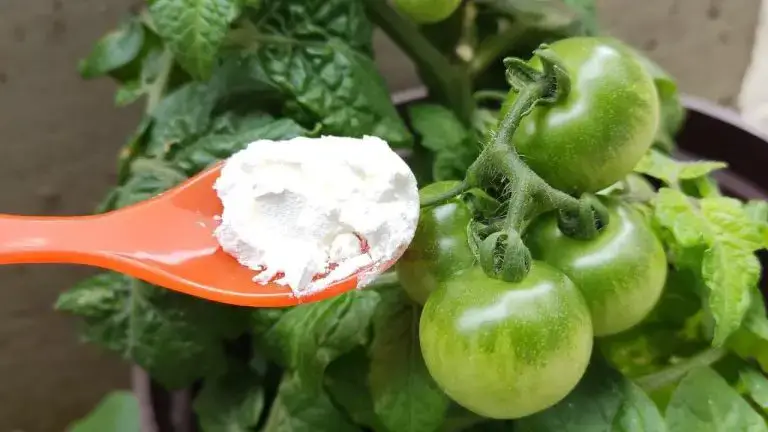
[[419, 264, 594, 419], [60, 1, 768, 431], [525, 198, 668, 336], [396, 181, 475, 305], [501, 37, 660, 194]]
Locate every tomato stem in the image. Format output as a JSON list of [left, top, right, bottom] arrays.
[[557, 194, 610, 240], [367, 0, 474, 125], [467, 81, 553, 282], [420, 180, 471, 208], [465, 46, 609, 281]]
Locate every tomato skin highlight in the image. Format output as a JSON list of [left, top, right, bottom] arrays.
[[419, 264, 594, 419], [397, 181, 475, 305], [525, 198, 667, 337], [502, 37, 660, 194]]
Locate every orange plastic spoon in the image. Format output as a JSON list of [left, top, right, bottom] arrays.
[[0, 163, 391, 307]]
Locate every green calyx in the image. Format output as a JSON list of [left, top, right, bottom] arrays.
[[421, 45, 609, 283]]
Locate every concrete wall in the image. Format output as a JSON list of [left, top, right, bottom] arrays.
[[0, 1, 140, 431], [0, 0, 762, 430]]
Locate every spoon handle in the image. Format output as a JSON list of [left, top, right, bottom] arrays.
[[0, 214, 110, 265]]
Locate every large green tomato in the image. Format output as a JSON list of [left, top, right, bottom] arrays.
[[420, 264, 593, 419], [525, 198, 667, 337], [397, 181, 475, 305], [501, 37, 659, 194]]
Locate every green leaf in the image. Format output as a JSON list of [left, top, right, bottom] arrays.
[[727, 291, 768, 373], [745, 200, 768, 248], [652, 189, 766, 345], [746, 200, 768, 222], [653, 188, 712, 249], [56, 273, 248, 389], [193, 360, 264, 432], [702, 241, 760, 346], [739, 367, 768, 410], [613, 382, 668, 431], [478, 0, 583, 32], [459, 421, 516, 432], [681, 175, 723, 199], [252, 307, 289, 335], [109, 159, 188, 210], [517, 357, 665, 431], [743, 289, 768, 341], [116, 117, 154, 184], [67, 391, 140, 432], [634, 150, 726, 187], [146, 82, 220, 157], [438, 404, 488, 432], [263, 373, 357, 432], [599, 268, 708, 380], [369, 288, 450, 432], [679, 162, 728, 180], [325, 348, 387, 430], [665, 367, 768, 431], [471, 108, 499, 144], [115, 82, 145, 106], [250, 0, 412, 147], [172, 115, 306, 174], [408, 104, 478, 181], [79, 18, 145, 79], [699, 197, 764, 345], [632, 51, 685, 151], [562, 0, 599, 35], [149, 0, 240, 80], [701, 197, 765, 251], [260, 290, 380, 388], [113, 47, 174, 108]]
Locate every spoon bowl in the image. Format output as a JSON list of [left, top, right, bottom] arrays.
[[0, 163, 385, 307]]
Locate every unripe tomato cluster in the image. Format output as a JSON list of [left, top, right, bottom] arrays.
[[396, 37, 666, 419]]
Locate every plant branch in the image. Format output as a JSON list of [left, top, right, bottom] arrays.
[[470, 23, 528, 79], [145, 49, 174, 114], [366, 0, 474, 124], [420, 180, 471, 208]]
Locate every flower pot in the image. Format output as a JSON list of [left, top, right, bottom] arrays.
[[132, 92, 768, 432]]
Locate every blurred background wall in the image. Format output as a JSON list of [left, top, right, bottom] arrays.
[[0, 0, 763, 430]]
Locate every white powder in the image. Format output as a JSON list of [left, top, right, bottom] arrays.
[[213, 135, 420, 296]]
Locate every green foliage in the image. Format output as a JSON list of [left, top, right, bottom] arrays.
[[56, 273, 249, 389], [78, 18, 146, 79], [368, 288, 450, 432], [64, 0, 768, 431], [68, 391, 141, 432], [149, 0, 240, 80], [408, 103, 480, 181], [665, 367, 768, 431], [193, 360, 265, 432], [517, 357, 666, 431], [259, 289, 380, 387]]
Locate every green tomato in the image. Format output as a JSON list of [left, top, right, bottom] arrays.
[[393, 0, 461, 24], [397, 181, 475, 305], [525, 198, 667, 337], [501, 37, 660, 194], [420, 264, 593, 419]]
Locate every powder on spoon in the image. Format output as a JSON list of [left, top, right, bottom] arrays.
[[213, 135, 420, 296]]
